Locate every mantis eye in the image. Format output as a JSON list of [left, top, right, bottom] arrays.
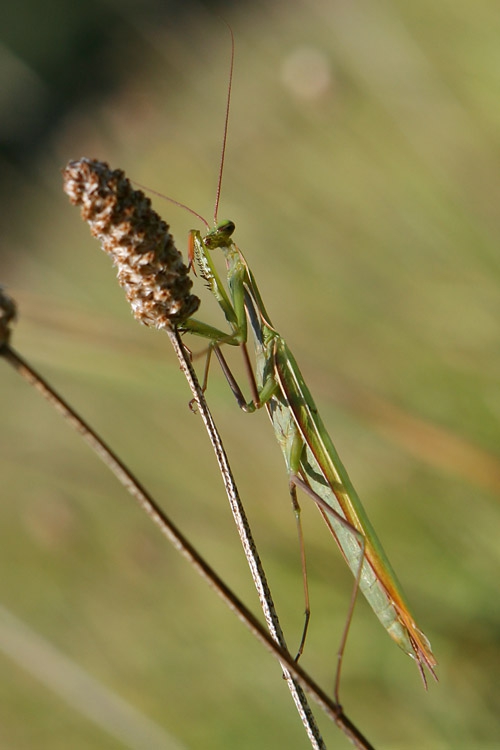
[[217, 219, 235, 236]]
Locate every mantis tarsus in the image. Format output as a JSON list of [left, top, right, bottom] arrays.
[[172, 33, 437, 692]]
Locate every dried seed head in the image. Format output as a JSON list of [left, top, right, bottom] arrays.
[[0, 287, 17, 346], [63, 158, 200, 328]]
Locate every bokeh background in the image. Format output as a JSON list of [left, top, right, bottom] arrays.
[[1, 0, 500, 747]]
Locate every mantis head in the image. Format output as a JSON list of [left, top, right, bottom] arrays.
[[203, 220, 235, 250]]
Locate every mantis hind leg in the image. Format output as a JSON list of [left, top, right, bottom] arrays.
[[290, 472, 366, 707], [287, 479, 311, 662], [284, 430, 311, 662]]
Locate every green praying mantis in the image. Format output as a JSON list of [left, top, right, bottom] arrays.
[[179, 219, 436, 687], [171, 34, 437, 690]]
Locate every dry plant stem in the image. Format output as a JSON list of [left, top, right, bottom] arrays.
[[167, 329, 323, 749], [0, 341, 374, 750]]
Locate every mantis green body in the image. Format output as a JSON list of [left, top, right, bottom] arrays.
[[180, 220, 437, 683]]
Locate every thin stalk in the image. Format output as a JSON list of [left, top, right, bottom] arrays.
[[166, 328, 325, 748]]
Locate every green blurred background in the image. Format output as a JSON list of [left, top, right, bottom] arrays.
[[1, 0, 500, 747]]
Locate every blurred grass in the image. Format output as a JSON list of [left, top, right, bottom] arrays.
[[1, 0, 500, 747]]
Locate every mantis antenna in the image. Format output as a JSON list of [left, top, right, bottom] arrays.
[[213, 23, 235, 225]]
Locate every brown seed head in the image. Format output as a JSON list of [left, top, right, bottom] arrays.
[[63, 158, 200, 327]]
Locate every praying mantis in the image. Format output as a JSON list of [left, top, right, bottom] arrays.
[[179, 220, 436, 688], [172, 33, 437, 690]]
